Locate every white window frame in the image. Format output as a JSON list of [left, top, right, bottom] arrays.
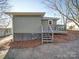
[[48, 20, 53, 25]]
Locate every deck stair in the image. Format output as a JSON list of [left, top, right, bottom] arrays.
[[41, 25, 54, 44]]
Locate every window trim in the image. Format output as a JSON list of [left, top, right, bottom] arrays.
[[48, 20, 53, 25]]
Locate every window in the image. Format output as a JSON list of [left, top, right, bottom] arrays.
[[48, 20, 53, 25], [49, 21, 52, 24]]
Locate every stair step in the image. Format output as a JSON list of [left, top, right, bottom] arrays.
[[42, 38, 52, 39], [42, 36, 50, 37], [42, 36, 51, 37], [42, 32, 53, 43], [43, 40, 53, 42]]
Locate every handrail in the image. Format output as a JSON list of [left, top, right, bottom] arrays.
[[41, 24, 54, 44], [48, 25, 54, 41], [48, 25, 53, 33]]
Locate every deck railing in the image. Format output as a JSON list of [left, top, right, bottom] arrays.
[[41, 25, 66, 33], [55, 25, 66, 31]]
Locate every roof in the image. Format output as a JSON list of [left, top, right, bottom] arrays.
[[42, 17, 59, 21], [5, 12, 45, 16], [0, 28, 11, 30]]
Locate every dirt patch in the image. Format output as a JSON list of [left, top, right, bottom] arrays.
[[10, 40, 41, 48], [54, 30, 79, 43]]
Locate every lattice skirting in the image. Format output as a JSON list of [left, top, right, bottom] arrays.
[[13, 33, 41, 41]]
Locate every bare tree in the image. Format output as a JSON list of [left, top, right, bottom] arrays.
[[0, 0, 11, 36], [43, 0, 79, 27]]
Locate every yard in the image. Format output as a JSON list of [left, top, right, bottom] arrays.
[[0, 38, 79, 59], [0, 31, 79, 59]]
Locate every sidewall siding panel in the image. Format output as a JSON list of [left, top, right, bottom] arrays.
[[13, 16, 42, 33], [14, 33, 41, 41]]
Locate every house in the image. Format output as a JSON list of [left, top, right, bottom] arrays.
[[0, 28, 12, 37], [6, 12, 66, 43]]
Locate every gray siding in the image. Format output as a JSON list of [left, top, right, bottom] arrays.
[[14, 33, 41, 41], [13, 16, 42, 33], [41, 20, 57, 32], [41, 20, 48, 32]]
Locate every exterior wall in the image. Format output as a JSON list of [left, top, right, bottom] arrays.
[[14, 33, 41, 41], [13, 16, 42, 33], [13, 16, 42, 41], [13, 15, 60, 41], [41, 20, 48, 32], [41, 20, 57, 32], [52, 20, 57, 30]]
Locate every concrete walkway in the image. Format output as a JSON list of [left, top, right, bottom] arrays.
[[4, 39, 79, 59]]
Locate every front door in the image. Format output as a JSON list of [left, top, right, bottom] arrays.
[[41, 20, 48, 32], [41, 20, 54, 32]]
